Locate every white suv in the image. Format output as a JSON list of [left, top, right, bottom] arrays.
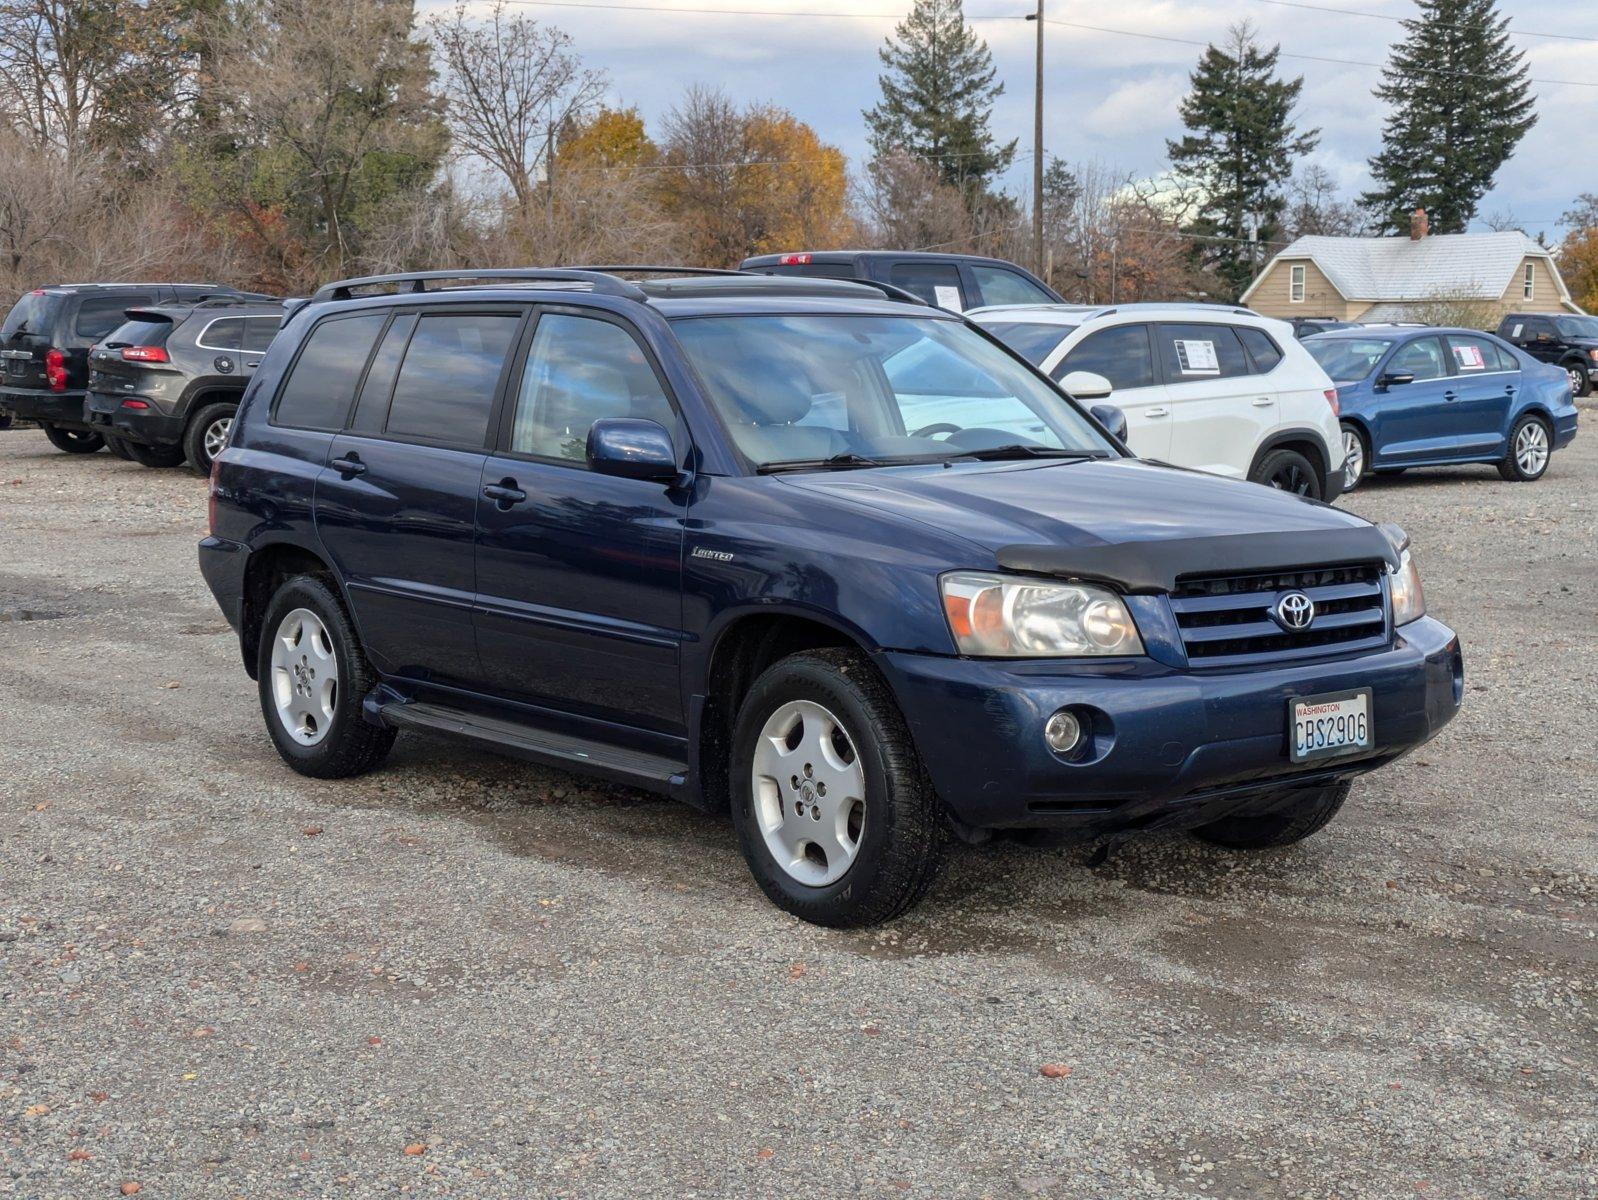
[[971, 303, 1347, 499]]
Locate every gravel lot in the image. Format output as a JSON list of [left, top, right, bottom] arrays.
[[1, 422, 1594, 1199]]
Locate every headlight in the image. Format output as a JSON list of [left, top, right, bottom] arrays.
[[941, 572, 1144, 657], [1389, 548, 1425, 626]]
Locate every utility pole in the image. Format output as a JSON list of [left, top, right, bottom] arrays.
[[1026, 2, 1045, 276]]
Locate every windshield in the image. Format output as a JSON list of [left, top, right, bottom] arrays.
[[1305, 336, 1395, 383], [671, 314, 1115, 470], [1555, 316, 1598, 339], [101, 317, 172, 348], [979, 320, 1072, 366]]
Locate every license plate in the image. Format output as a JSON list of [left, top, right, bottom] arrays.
[[1288, 688, 1372, 763]]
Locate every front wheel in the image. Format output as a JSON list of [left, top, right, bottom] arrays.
[[41, 424, 104, 454], [184, 401, 238, 477], [1250, 447, 1323, 500], [1339, 423, 1368, 492], [1192, 781, 1350, 849], [257, 575, 395, 778], [730, 649, 946, 927], [1564, 361, 1591, 398], [1498, 414, 1551, 482]]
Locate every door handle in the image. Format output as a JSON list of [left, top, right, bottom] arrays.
[[1251, 397, 1272, 407], [1443, 391, 1458, 402], [482, 478, 528, 508], [1145, 407, 1169, 418], [330, 453, 366, 477]]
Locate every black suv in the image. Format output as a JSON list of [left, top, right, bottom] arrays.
[[1495, 311, 1598, 397], [739, 250, 1061, 313], [85, 299, 283, 474], [0, 283, 260, 453]]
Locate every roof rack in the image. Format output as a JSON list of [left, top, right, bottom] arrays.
[[310, 269, 647, 303]]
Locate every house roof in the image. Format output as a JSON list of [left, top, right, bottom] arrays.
[[1242, 231, 1570, 305]]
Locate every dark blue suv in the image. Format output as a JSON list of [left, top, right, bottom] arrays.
[[200, 269, 1463, 926]]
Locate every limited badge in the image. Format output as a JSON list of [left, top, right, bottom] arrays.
[[214, 355, 235, 374]]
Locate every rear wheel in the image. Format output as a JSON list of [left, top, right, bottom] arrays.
[[41, 424, 104, 454], [1192, 781, 1350, 849], [730, 649, 946, 927], [1497, 414, 1551, 482], [123, 439, 187, 469], [1339, 423, 1368, 492], [257, 575, 395, 778], [1250, 447, 1323, 500], [0, 410, 13, 431], [105, 436, 135, 461], [183, 400, 238, 477]]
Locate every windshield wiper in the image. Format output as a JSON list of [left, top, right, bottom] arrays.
[[950, 444, 1106, 462], [757, 452, 888, 474]]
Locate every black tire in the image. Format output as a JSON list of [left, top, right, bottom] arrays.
[[41, 423, 104, 454], [1562, 359, 1591, 398], [1250, 447, 1323, 499], [256, 574, 395, 779], [0, 410, 13, 431], [1192, 781, 1350, 849], [183, 400, 239, 477], [105, 436, 135, 461], [1497, 413, 1552, 482], [1339, 422, 1369, 492], [123, 439, 187, 468], [729, 648, 946, 927]]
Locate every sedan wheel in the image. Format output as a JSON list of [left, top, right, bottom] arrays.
[[1514, 420, 1549, 476]]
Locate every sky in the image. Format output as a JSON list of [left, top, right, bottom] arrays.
[[417, 0, 1598, 241]]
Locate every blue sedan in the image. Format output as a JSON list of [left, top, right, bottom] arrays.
[[1305, 326, 1579, 490]]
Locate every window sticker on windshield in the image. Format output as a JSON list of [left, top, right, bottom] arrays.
[[1175, 338, 1219, 375], [933, 285, 963, 312], [1510, 323, 1524, 338], [1452, 343, 1485, 371]]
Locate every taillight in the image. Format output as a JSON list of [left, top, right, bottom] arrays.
[[1324, 387, 1340, 417], [44, 348, 66, 391], [121, 346, 168, 363], [778, 252, 812, 266]]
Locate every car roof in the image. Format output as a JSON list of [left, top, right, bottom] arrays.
[[1306, 326, 1498, 340], [968, 301, 1268, 327], [741, 249, 1034, 267]]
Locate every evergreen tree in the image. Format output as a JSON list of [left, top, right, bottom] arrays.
[[1361, 0, 1535, 235], [863, 0, 1014, 197], [1166, 23, 1318, 301]]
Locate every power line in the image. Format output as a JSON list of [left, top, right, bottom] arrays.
[[1040, 16, 1598, 89], [1245, 0, 1598, 45]]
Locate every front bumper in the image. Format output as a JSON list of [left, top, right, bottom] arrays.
[[878, 614, 1462, 832], [0, 387, 89, 429], [84, 389, 185, 446]]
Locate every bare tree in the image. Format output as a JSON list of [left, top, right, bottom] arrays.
[[430, 1, 605, 215], [855, 149, 975, 253], [1282, 164, 1364, 240]]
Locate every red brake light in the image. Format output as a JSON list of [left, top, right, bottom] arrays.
[[120, 399, 150, 410], [121, 346, 168, 363], [778, 253, 812, 266], [1323, 388, 1340, 416], [44, 348, 66, 391]]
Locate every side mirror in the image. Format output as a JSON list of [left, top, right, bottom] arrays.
[[1378, 371, 1415, 389], [1090, 403, 1128, 443], [1058, 370, 1114, 401], [586, 418, 680, 483]]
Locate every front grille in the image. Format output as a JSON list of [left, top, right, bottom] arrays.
[[1170, 562, 1389, 667]]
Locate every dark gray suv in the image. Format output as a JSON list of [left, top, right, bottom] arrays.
[[84, 299, 282, 474]]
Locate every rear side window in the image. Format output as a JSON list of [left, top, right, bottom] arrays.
[[888, 262, 964, 311], [350, 314, 416, 433], [1446, 334, 1511, 373], [384, 312, 520, 446], [1236, 327, 1283, 372], [969, 265, 1054, 307], [1157, 323, 1250, 381], [198, 318, 244, 351], [1057, 324, 1156, 390], [76, 295, 153, 341], [274, 313, 387, 431], [243, 317, 280, 352]]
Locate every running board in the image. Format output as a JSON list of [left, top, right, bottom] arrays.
[[371, 698, 688, 796]]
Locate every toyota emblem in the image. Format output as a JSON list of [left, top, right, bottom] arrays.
[[1273, 590, 1316, 631]]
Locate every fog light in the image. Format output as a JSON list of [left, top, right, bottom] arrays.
[[1044, 709, 1083, 755]]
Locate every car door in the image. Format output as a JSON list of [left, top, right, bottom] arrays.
[[1369, 336, 1454, 464], [473, 308, 689, 736], [313, 306, 526, 688], [1443, 333, 1518, 457], [1048, 323, 1170, 460], [1150, 322, 1264, 479]]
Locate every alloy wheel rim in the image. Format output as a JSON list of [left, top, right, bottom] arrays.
[[750, 699, 866, 887], [1515, 422, 1548, 476], [1269, 461, 1312, 495], [1342, 430, 1363, 487], [1567, 365, 1584, 392], [270, 607, 338, 745], [203, 417, 232, 461]]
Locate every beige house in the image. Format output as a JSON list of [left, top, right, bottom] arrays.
[[1241, 215, 1583, 325]]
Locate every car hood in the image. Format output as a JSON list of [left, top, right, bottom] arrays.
[[780, 457, 1397, 591]]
